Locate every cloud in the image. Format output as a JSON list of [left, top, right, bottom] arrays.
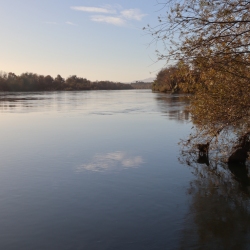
[[76, 151, 144, 172], [70, 6, 147, 27], [91, 15, 126, 26], [66, 21, 77, 26], [122, 156, 144, 167], [121, 9, 147, 21], [71, 6, 116, 14]]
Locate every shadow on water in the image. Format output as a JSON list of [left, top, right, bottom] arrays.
[[196, 154, 210, 166], [154, 93, 191, 122], [179, 152, 250, 249], [228, 163, 250, 189]]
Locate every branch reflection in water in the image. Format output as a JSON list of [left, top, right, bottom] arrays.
[[154, 93, 191, 122], [76, 151, 144, 172], [179, 152, 250, 249]]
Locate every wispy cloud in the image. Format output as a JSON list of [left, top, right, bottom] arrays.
[[121, 9, 147, 21], [76, 151, 144, 172], [71, 6, 116, 14], [70, 5, 147, 27], [66, 21, 77, 26], [91, 15, 126, 26]]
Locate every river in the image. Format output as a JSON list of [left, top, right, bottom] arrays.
[[0, 90, 249, 249]]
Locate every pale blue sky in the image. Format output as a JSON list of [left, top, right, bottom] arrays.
[[0, 0, 166, 82]]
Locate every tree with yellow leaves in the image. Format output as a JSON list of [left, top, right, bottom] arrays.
[[147, 0, 250, 161]]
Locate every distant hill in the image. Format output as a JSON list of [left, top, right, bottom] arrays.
[[128, 77, 155, 89], [131, 77, 155, 83], [131, 81, 152, 89]]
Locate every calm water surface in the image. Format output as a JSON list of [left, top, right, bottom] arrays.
[[0, 90, 250, 250]]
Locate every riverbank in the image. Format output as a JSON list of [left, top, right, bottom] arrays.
[[0, 72, 152, 92]]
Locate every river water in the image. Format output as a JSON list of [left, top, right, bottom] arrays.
[[0, 90, 249, 250]]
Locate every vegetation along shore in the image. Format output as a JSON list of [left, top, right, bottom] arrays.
[[0, 72, 151, 92]]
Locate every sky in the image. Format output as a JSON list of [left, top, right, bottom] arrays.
[[0, 0, 167, 82]]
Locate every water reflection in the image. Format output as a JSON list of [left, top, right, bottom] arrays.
[[0, 91, 153, 115], [180, 154, 250, 249], [77, 151, 144, 172], [154, 93, 191, 122], [0, 91, 192, 121], [0, 92, 54, 112], [3, 90, 244, 249]]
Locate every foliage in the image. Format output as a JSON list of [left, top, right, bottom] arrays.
[[152, 62, 199, 93], [0, 72, 133, 91], [147, 0, 250, 157], [152, 65, 180, 92]]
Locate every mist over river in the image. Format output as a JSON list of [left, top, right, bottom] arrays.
[[0, 90, 249, 250]]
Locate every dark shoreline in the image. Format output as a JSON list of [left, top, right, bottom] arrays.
[[0, 72, 152, 92]]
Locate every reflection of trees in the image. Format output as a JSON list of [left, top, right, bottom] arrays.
[[179, 153, 250, 249], [0, 93, 49, 112], [154, 93, 190, 122], [0, 92, 83, 112]]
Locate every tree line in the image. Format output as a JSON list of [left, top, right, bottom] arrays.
[[152, 64, 189, 93], [0, 72, 135, 91], [152, 62, 200, 94]]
